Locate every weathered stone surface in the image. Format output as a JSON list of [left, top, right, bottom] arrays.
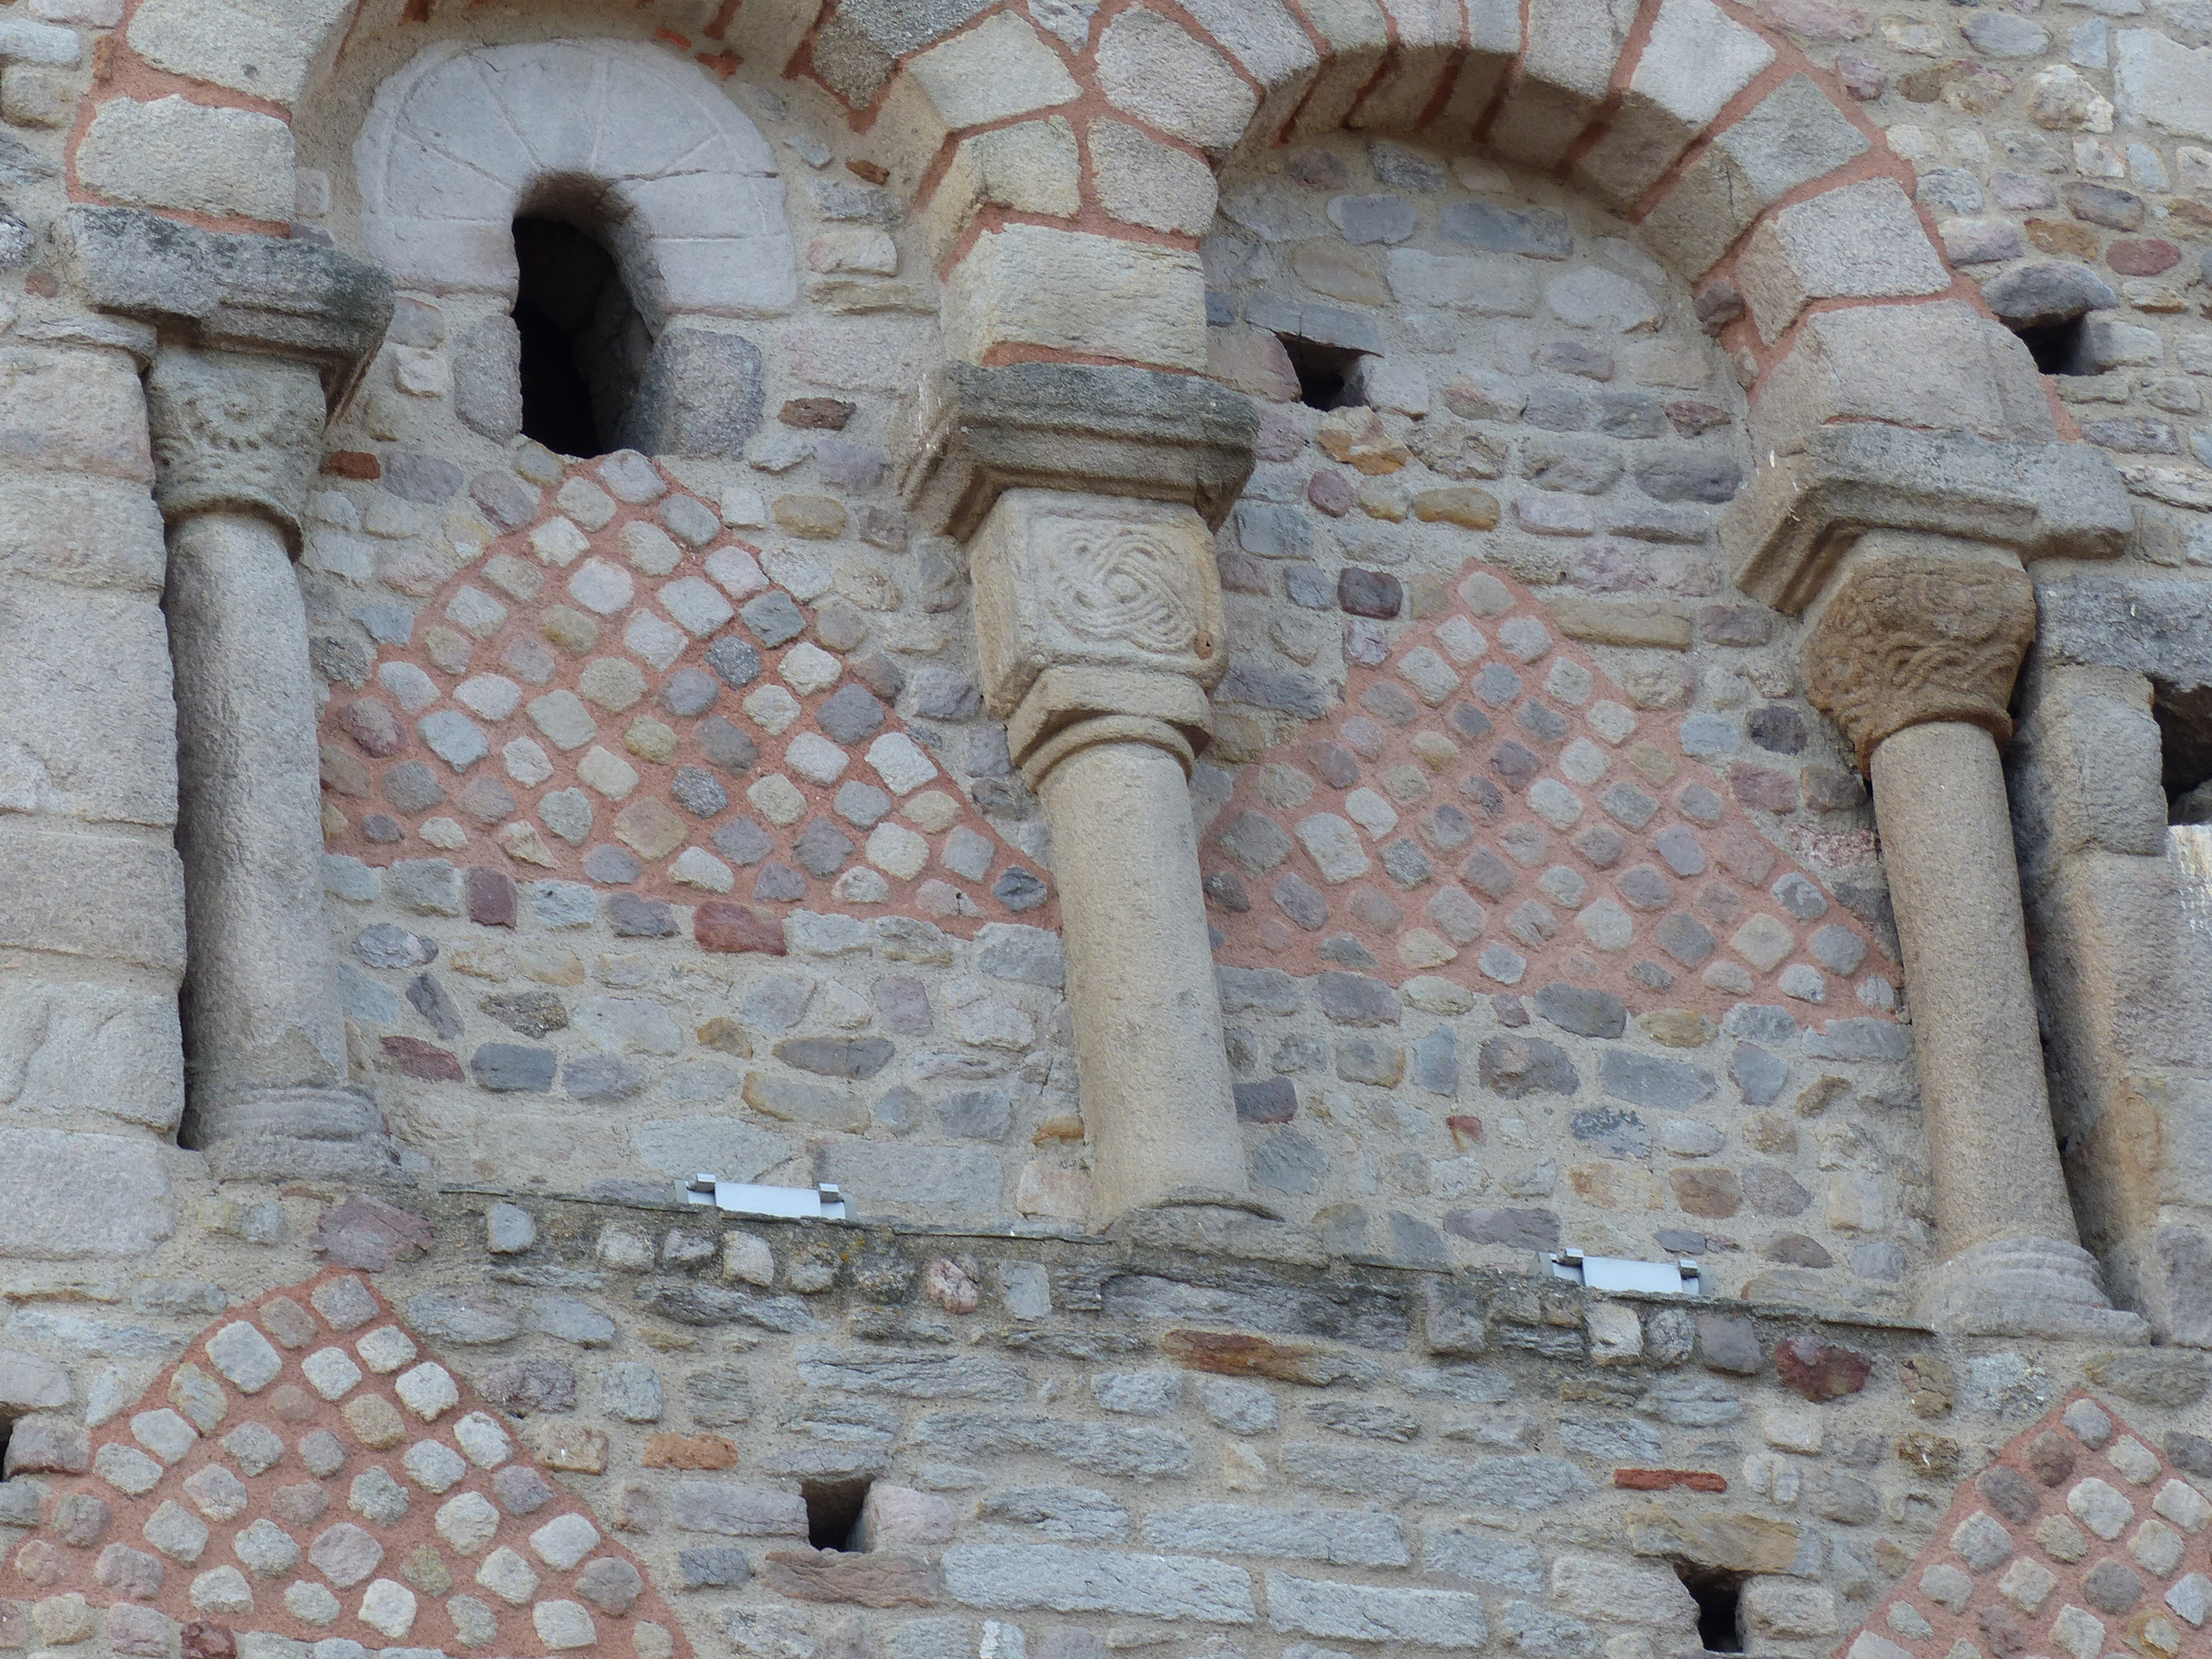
[[0, 1130, 173, 1259], [942, 1545, 1255, 1621], [1267, 1573, 1488, 1646], [763, 1549, 943, 1607]]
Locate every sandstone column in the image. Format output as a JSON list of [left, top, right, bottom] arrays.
[[1803, 530, 2143, 1338], [972, 490, 1251, 1219], [66, 207, 395, 1177], [896, 363, 1260, 1226], [147, 348, 390, 1180]]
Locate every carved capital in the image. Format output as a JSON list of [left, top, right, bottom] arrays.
[[1803, 550, 2038, 771], [971, 489, 1227, 772], [145, 348, 327, 544]]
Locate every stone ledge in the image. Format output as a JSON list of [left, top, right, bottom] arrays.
[[64, 205, 395, 409], [2033, 573, 2212, 687], [893, 361, 1258, 539], [1723, 425, 2132, 614]]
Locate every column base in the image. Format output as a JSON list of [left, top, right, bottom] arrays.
[[1919, 1237, 2152, 1341], [187, 1086, 401, 1183]]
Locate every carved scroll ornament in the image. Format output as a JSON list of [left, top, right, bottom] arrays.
[[1803, 554, 2039, 771]]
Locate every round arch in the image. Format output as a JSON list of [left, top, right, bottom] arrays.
[[353, 37, 796, 330]]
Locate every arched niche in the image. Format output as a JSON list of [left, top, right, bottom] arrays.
[[356, 38, 795, 326]]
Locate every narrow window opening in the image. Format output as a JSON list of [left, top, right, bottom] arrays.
[[512, 215, 650, 458], [802, 1477, 872, 1552], [2153, 680, 2212, 822], [0, 1418, 13, 1478], [2006, 314, 2092, 376], [1275, 333, 1369, 411], [1677, 1566, 1746, 1653]]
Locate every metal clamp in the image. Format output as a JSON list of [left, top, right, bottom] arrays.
[[1548, 1250, 1701, 1296], [684, 1174, 850, 1222]]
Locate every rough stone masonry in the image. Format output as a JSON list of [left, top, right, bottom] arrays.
[[6, 1, 2212, 1658]]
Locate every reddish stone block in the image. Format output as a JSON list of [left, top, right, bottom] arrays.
[[780, 398, 855, 430], [1730, 763, 1801, 814], [321, 451, 380, 479], [696, 901, 786, 955], [761, 1550, 942, 1608], [182, 1624, 235, 1659], [1446, 1114, 1484, 1147], [466, 865, 517, 928], [1218, 547, 1271, 595], [314, 1193, 434, 1271], [1775, 1333, 1874, 1401], [1718, 823, 1776, 884], [1614, 1468, 1729, 1491], [107, 1604, 170, 1657], [380, 1035, 465, 1082], [2107, 237, 2181, 276], [1160, 1328, 1364, 1385], [12, 1540, 65, 1586], [641, 1433, 739, 1470]]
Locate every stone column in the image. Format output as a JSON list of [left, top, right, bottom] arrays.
[[895, 362, 1260, 1226], [146, 348, 390, 1180], [970, 488, 1253, 1220], [1803, 530, 2145, 1339]]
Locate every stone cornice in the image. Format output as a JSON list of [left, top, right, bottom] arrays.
[[65, 205, 394, 415], [894, 361, 1258, 540], [1723, 425, 2131, 616]]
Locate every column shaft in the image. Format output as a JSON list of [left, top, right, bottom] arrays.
[[167, 515, 383, 1174], [1871, 722, 2076, 1251], [1036, 734, 1247, 1218]]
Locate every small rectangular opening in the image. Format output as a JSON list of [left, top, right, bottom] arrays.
[[1677, 1566, 1746, 1653], [1275, 333, 1369, 410], [2009, 315, 2093, 375], [2153, 680, 2212, 822], [803, 1477, 872, 1551]]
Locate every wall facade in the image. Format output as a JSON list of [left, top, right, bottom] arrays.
[[4, 2, 2212, 1659]]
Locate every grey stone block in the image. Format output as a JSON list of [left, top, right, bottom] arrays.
[[977, 1487, 1128, 1542], [1713, 74, 1871, 205], [1143, 1505, 1408, 1567], [1979, 261, 2117, 328], [64, 206, 392, 403], [0, 1128, 173, 1259], [942, 1543, 1255, 1622], [1424, 1528, 1544, 1592], [1600, 1050, 1717, 1110], [617, 327, 766, 458], [677, 1546, 752, 1588], [453, 316, 523, 442], [894, 361, 1258, 536], [796, 1349, 1028, 1401], [1195, 1378, 1277, 1435], [920, 1415, 1193, 1479], [2035, 576, 2212, 688], [1266, 1572, 1488, 1647], [1725, 425, 2132, 614], [667, 1481, 808, 1536]]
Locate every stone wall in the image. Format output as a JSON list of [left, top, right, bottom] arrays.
[[6, 1194, 2212, 1659]]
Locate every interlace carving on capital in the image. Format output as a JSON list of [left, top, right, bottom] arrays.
[[1045, 522, 1204, 658], [1804, 555, 2037, 770], [145, 348, 326, 532]]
